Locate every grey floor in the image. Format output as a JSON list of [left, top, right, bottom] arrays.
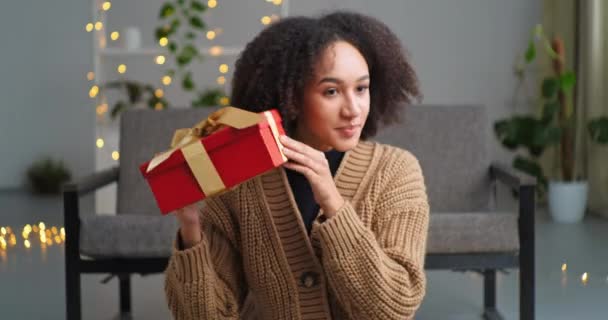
[[1, 190, 607, 319]]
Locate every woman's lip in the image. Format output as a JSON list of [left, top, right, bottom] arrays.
[[336, 125, 360, 137], [337, 124, 361, 129]]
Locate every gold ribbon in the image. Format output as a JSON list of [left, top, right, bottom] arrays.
[[145, 106, 286, 197]]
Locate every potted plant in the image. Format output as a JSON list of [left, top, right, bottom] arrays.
[[494, 25, 608, 223], [26, 157, 72, 195]]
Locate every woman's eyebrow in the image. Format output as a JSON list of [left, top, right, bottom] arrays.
[[317, 75, 370, 85]]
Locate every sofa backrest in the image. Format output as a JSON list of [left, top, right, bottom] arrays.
[[118, 104, 492, 215], [374, 105, 492, 212]]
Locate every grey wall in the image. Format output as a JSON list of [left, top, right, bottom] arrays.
[[0, 2, 94, 189], [1, 0, 541, 189]]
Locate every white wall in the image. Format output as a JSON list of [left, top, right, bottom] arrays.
[[1, 0, 542, 192], [0, 1, 94, 189]]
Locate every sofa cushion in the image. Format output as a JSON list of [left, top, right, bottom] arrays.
[[80, 214, 178, 258], [427, 212, 519, 254]]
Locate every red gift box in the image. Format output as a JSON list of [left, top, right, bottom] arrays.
[[140, 108, 287, 214]]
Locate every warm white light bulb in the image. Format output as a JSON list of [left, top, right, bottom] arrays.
[[96, 138, 104, 148], [209, 46, 223, 57], [208, 0, 217, 8], [261, 16, 271, 25], [117, 64, 127, 74], [112, 151, 120, 161], [159, 37, 168, 47], [89, 85, 99, 98], [155, 55, 166, 65], [102, 2, 111, 11], [110, 31, 120, 41], [206, 31, 216, 40], [219, 64, 229, 73], [85, 23, 94, 32], [162, 76, 172, 86]]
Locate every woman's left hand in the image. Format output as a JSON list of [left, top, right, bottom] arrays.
[[279, 135, 344, 218]]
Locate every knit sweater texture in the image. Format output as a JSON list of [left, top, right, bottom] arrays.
[[164, 140, 430, 319]]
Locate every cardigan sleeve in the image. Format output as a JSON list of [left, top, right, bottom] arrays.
[[315, 150, 429, 320], [164, 195, 247, 320]]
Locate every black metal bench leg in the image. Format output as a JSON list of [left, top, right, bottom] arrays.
[[519, 185, 535, 320], [482, 269, 504, 320], [119, 274, 132, 316], [64, 190, 81, 320], [484, 269, 496, 309], [66, 266, 82, 320]]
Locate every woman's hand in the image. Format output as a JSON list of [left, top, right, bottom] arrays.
[[279, 135, 344, 218], [175, 203, 202, 249]]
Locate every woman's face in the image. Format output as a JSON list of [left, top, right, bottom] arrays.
[[294, 41, 370, 152]]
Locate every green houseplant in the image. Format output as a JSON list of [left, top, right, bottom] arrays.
[[105, 0, 227, 119], [26, 157, 72, 195], [494, 25, 608, 222]]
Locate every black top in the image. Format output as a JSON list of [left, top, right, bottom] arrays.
[[285, 149, 345, 235]]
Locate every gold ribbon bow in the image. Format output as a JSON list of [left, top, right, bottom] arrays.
[[146, 106, 285, 197]]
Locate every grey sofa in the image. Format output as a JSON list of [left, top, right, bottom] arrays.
[[63, 104, 535, 320], [376, 105, 536, 320]]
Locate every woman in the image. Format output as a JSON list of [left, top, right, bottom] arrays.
[[164, 11, 429, 320]]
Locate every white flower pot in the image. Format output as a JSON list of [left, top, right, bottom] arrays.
[[548, 180, 588, 223]]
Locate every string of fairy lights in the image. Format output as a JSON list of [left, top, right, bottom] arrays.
[[85, 0, 284, 163], [0, 224, 66, 263]]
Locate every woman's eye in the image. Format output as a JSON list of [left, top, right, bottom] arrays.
[[357, 85, 369, 93], [324, 88, 338, 96]]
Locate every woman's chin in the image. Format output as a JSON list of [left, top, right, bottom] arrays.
[[330, 137, 360, 152]]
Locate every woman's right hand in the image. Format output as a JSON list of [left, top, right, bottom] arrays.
[[175, 203, 202, 249]]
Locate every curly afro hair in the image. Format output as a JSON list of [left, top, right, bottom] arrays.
[[230, 11, 421, 139]]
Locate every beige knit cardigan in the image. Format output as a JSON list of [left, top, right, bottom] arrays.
[[164, 140, 430, 319]]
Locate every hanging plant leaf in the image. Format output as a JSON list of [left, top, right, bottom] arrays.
[[125, 82, 143, 104], [155, 27, 168, 41], [191, 1, 206, 12], [531, 124, 561, 152], [513, 155, 547, 197], [192, 88, 225, 107], [168, 41, 177, 53], [541, 101, 559, 124], [541, 78, 559, 99], [171, 18, 181, 31], [159, 3, 175, 19], [189, 16, 205, 29], [111, 101, 128, 119], [559, 71, 576, 91], [177, 0, 185, 5], [588, 117, 608, 144], [176, 44, 198, 66], [182, 72, 195, 91], [524, 40, 535, 63]]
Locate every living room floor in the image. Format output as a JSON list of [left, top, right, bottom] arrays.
[[1, 190, 607, 319]]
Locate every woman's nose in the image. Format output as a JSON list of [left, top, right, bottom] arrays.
[[341, 94, 361, 118]]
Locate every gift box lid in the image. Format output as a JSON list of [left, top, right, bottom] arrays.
[[140, 109, 283, 177]]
